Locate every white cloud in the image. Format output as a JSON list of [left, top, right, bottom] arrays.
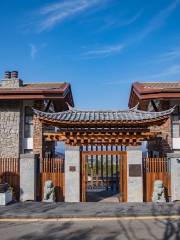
[[159, 46, 180, 62], [134, 0, 180, 42], [98, 10, 142, 32], [148, 64, 180, 79], [81, 44, 125, 59], [29, 44, 38, 59], [37, 0, 109, 31], [29, 43, 47, 60], [105, 64, 180, 85], [83, 1, 179, 60], [120, 11, 142, 26]]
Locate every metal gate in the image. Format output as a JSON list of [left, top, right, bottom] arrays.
[[80, 146, 127, 202]]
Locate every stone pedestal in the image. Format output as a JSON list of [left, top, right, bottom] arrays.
[[167, 152, 180, 201], [20, 154, 37, 202], [0, 190, 12, 205], [65, 145, 80, 202], [127, 146, 143, 202]]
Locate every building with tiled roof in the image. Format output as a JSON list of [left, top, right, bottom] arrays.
[[129, 81, 180, 157], [0, 71, 74, 157]]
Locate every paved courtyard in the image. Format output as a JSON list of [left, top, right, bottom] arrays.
[[0, 218, 180, 240]]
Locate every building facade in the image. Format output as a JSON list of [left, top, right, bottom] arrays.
[[0, 74, 180, 203], [129, 82, 180, 157], [0, 71, 74, 158]]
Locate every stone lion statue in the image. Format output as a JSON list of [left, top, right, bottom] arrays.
[[152, 180, 166, 202], [43, 180, 55, 202]]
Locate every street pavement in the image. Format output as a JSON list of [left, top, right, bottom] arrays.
[[0, 202, 180, 218], [0, 218, 179, 240]]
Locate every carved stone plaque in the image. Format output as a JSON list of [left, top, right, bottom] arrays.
[[129, 164, 142, 177], [69, 166, 76, 172]]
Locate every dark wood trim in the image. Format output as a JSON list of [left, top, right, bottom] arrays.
[[151, 100, 158, 112], [45, 100, 52, 112]]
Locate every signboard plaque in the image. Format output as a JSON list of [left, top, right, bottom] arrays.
[[129, 164, 142, 177], [69, 166, 76, 172]]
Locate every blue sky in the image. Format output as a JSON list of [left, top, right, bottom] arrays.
[[0, 0, 180, 109]]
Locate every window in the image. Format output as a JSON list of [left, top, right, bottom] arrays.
[[172, 106, 180, 120], [24, 106, 33, 138], [172, 123, 180, 138], [24, 149, 33, 154]]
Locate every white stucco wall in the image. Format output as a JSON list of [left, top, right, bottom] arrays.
[[20, 154, 36, 201], [65, 145, 80, 202], [127, 146, 143, 202], [172, 138, 180, 150]]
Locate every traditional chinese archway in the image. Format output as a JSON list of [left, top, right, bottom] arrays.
[[33, 106, 174, 202]]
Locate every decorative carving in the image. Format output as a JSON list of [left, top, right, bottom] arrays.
[[43, 180, 55, 202], [152, 180, 166, 202]]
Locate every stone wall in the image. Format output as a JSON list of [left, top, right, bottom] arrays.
[[0, 101, 22, 158], [33, 115, 43, 157], [1, 79, 23, 88], [33, 101, 44, 158]]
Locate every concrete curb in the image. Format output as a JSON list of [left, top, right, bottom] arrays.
[[0, 215, 180, 222], [0, 202, 179, 220]]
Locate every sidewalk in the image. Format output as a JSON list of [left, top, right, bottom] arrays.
[[0, 202, 180, 219]]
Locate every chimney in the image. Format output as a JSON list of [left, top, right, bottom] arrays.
[[4, 71, 11, 79], [11, 71, 18, 79], [1, 70, 23, 88]]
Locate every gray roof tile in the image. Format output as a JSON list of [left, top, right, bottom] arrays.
[[33, 107, 175, 123]]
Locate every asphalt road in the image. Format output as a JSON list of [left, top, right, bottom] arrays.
[[0, 218, 179, 240]]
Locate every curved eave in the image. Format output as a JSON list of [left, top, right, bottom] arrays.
[[34, 115, 171, 127], [33, 106, 174, 127]]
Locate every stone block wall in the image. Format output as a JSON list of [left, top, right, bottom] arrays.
[[33, 115, 43, 157], [33, 101, 44, 158], [1, 79, 23, 88], [0, 101, 22, 158]]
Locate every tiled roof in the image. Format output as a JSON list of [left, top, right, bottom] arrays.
[[23, 83, 68, 90], [142, 82, 180, 89], [0, 83, 68, 91], [128, 81, 180, 108], [33, 107, 174, 123]]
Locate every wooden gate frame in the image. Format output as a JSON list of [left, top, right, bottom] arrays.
[[80, 151, 127, 202]]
